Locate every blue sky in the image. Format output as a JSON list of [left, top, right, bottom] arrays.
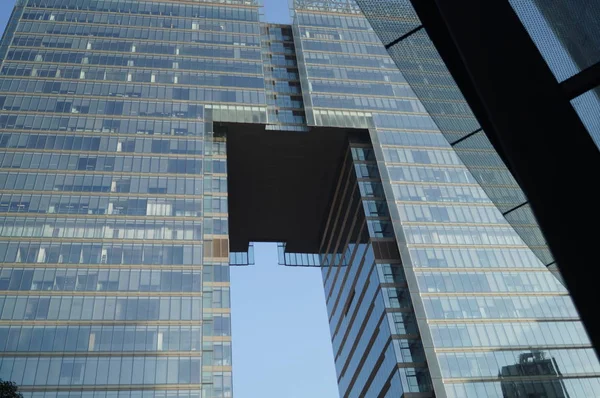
[[230, 243, 338, 398], [0, 1, 338, 397], [230, 4, 337, 396], [0, 1, 13, 36], [263, 0, 292, 24]]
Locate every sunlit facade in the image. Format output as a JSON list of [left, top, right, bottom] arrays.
[[293, 1, 599, 397], [0, 0, 267, 397], [0, 1, 597, 398]]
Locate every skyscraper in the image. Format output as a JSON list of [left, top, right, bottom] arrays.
[[353, 0, 600, 351], [0, 1, 597, 398]]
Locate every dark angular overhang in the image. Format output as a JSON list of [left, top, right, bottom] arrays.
[[221, 122, 366, 253]]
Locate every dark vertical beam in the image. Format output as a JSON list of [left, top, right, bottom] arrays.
[[409, 0, 600, 352]]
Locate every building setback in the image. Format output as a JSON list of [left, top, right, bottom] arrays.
[[0, 1, 597, 398]]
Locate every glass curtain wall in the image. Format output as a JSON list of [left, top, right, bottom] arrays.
[[319, 139, 433, 397], [0, 1, 264, 398], [354, 0, 556, 274], [262, 24, 307, 131], [509, 0, 600, 146], [292, 1, 600, 397]]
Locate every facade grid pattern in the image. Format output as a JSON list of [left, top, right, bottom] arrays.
[[292, 1, 599, 397], [0, 1, 596, 398], [0, 1, 266, 397]]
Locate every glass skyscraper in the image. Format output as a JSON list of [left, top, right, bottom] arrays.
[[0, 1, 597, 398], [352, 0, 600, 347], [0, 0, 265, 397]]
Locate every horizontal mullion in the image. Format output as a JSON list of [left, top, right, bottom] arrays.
[[17, 385, 204, 392], [0, 189, 224, 199], [299, 48, 390, 59], [384, 161, 506, 170], [0, 320, 205, 326], [0, 110, 209, 122], [0, 212, 209, 220], [0, 237, 207, 244], [0, 147, 204, 159], [0, 351, 203, 357], [0, 128, 205, 141], [9, 45, 263, 63], [0, 263, 206, 270], [13, 32, 261, 49], [0, 167, 209, 178], [2, 60, 263, 77], [25, 2, 260, 15], [18, 19, 261, 36], [0, 291, 203, 297]]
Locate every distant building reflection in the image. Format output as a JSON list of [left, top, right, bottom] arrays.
[[500, 351, 569, 397]]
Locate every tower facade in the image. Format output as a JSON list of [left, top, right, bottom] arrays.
[[0, 1, 597, 398], [0, 1, 267, 397], [290, 1, 599, 396]]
